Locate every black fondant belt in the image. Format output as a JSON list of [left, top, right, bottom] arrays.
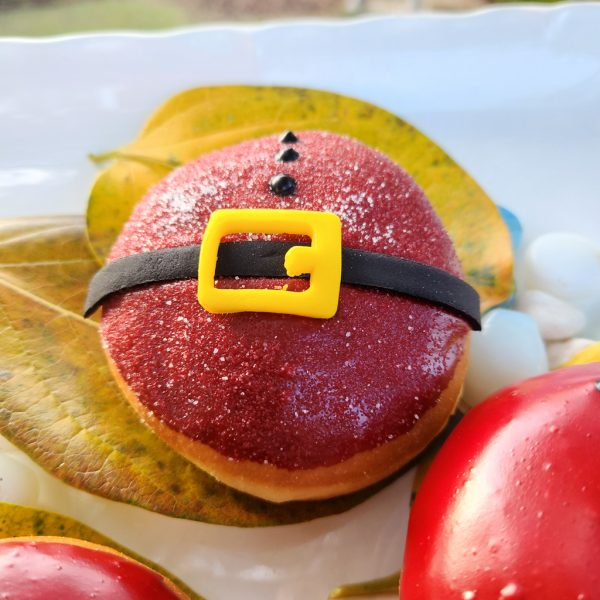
[[84, 241, 481, 330]]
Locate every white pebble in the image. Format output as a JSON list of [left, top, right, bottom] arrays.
[[546, 338, 596, 369], [579, 296, 600, 339], [0, 453, 39, 505], [464, 309, 548, 408], [524, 233, 600, 303], [517, 290, 586, 341]]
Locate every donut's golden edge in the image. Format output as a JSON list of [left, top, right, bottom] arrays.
[[104, 337, 469, 504]]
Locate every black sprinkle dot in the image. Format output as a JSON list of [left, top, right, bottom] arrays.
[[279, 130, 299, 144], [275, 147, 300, 163], [269, 173, 297, 196]]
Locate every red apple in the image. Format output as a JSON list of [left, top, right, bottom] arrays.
[[400, 363, 600, 599], [0, 537, 190, 600]]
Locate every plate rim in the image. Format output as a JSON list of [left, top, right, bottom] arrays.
[[0, 1, 598, 44]]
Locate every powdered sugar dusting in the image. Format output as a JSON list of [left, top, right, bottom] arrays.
[[102, 131, 468, 470], [110, 131, 461, 275]]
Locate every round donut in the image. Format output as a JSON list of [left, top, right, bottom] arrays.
[[0, 536, 189, 599], [101, 131, 471, 502]]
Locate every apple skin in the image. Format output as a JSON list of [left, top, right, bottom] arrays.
[[0, 537, 189, 600], [400, 363, 600, 599]]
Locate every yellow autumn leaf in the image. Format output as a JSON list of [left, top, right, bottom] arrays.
[[0, 215, 100, 321], [86, 85, 513, 312], [563, 341, 600, 367], [328, 572, 400, 598], [0, 216, 400, 526], [0, 501, 202, 600]]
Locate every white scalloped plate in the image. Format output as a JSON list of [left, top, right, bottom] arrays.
[[1, 5, 600, 599]]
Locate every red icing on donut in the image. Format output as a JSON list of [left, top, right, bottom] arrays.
[[101, 131, 468, 470], [0, 540, 184, 600]]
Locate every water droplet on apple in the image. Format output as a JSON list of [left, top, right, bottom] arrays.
[[500, 582, 522, 597]]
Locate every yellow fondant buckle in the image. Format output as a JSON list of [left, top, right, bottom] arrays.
[[198, 209, 342, 319]]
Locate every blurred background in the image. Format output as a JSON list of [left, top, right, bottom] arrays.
[[0, 0, 564, 37]]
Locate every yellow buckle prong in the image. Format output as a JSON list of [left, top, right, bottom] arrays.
[[197, 209, 342, 319]]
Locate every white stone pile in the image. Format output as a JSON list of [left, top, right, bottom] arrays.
[[464, 231, 600, 408]]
